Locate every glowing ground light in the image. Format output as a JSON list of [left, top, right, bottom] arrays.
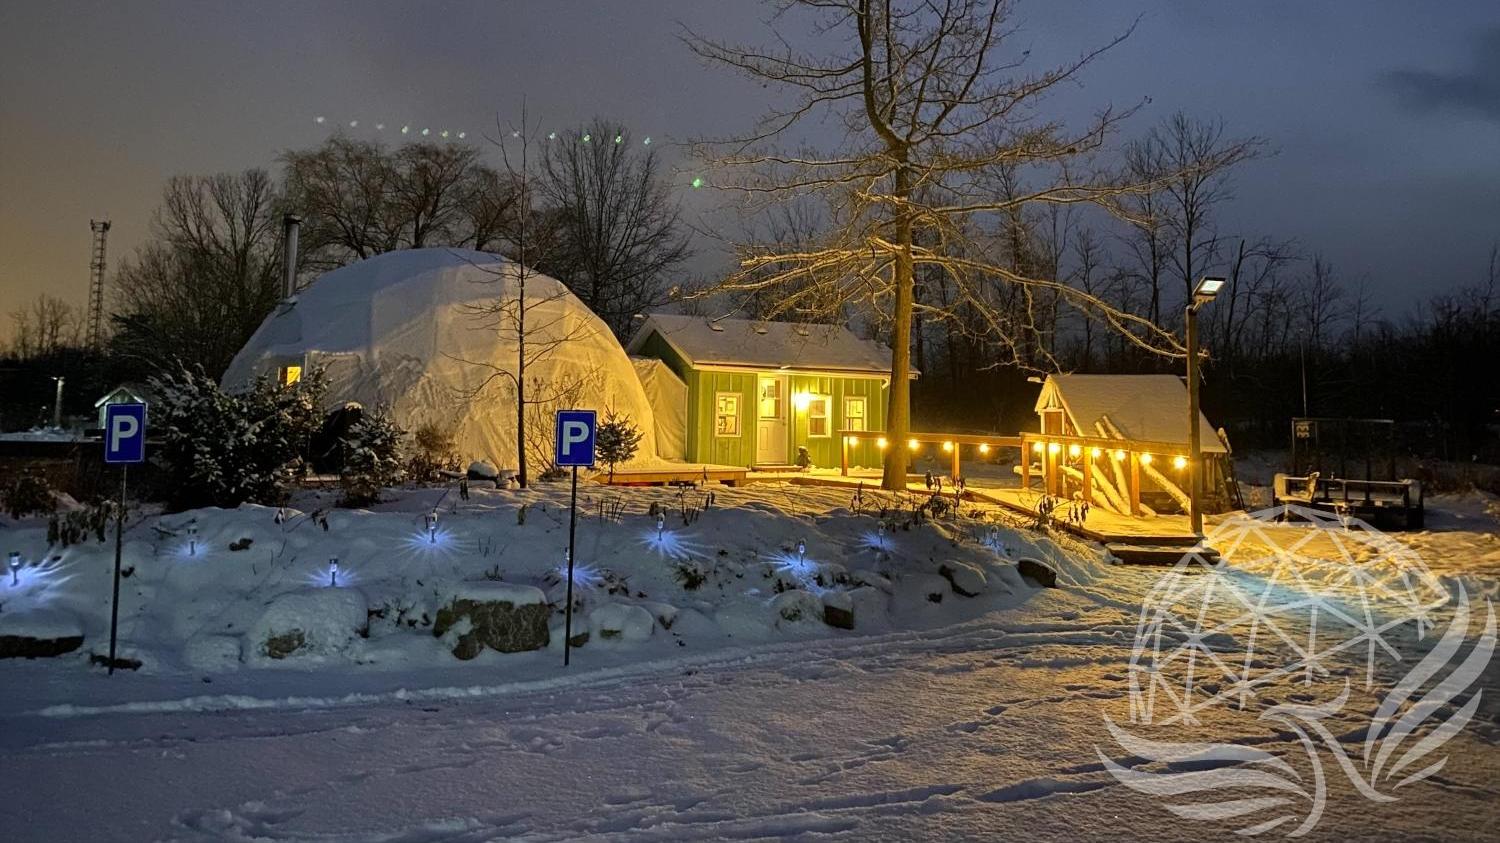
[[440, 130, 449, 138], [615, 135, 623, 143], [642, 527, 699, 561], [556, 559, 605, 591], [402, 125, 411, 134], [656, 513, 666, 540], [421, 128, 430, 136], [315, 116, 325, 124], [376, 123, 385, 130], [8, 551, 19, 586], [691, 177, 703, 188], [329, 558, 339, 587], [583, 133, 591, 142], [860, 525, 891, 552], [548, 132, 557, 140], [350, 120, 358, 127], [5, 553, 75, 610], [402, 526, 457, 556], [643, 137, 651, 145]]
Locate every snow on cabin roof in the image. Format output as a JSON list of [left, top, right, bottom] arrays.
[[627, 314, 909, 377], [1035, 374, 1227, 453]]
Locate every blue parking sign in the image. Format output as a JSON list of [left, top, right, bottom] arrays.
[[554, 410, 597, 467], [104, 403, 147, 464]]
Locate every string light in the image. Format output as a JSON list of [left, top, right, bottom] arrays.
[[942, 441, 954, 452], [876, 437, 888, 449], [1113, 449, 1126, 461], [1032, 442, 1044, 454], [1141, 453, 1154, 465], [1068, 444, 1081, 458], [1047, 442, 1061, 455], [1090, 447, 1102, 458], [978, 443, 990, 454], [1173, 455, 1188, 470], [907, 438, 919, 451]]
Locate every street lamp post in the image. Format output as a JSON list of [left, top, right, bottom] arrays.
[[1187, 276, 1225, 537]]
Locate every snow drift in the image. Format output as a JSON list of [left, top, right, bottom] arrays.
[[221, 248, 658, 469]]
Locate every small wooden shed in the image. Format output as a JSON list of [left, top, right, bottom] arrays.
[[627, 315, 910, 469]]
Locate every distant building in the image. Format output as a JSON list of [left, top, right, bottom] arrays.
[[94, 383, 156, 429]]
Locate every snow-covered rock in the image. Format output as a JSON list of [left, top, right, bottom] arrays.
[[772, 589, 823, 627], [1016, 558, 1059, 588], [467, 461, 499, 480], [589, 603, 655, 643], [850, 569, 893, 593], [821, 590, 854, 629], [939, 561, 988, 597], [0, 609, 84, 659], [433, 583, 551, 659], [247, 589, 368, 662]]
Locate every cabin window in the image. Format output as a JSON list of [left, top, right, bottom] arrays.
[[807, 394, 831, 437], [278, 364, 303, 387], [843, 396, 867, 432], [715, 393, 741, 437]]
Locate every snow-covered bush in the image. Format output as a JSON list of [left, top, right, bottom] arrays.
[[149, 364, 328, 509], [3, 468, 55, 518], [339, 406, 406, 506], [595, 410, 643, 480]]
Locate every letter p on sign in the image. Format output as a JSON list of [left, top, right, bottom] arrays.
[[554, 410, 597, 467], [104, 402, 148, 464]]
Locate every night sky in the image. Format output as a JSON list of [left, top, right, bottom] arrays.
[[2, 1, 1496, 341]]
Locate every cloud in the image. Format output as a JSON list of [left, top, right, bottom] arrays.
[[1380, 27, 1500, 122]]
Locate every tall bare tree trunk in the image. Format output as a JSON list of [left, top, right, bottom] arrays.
[[883, 165, 913, 490]]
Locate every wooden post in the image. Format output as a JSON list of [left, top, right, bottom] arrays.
[[951, 442, 960, 483], [1021, 437, 1031, 490], [1129, 452, 1142, 517], [1081, 451, 1094, 505], [841, 434, 849, 477]]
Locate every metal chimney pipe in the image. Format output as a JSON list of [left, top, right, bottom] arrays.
[[282, 213, 303, 298]]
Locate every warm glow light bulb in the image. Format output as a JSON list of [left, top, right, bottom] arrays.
[[908, 439, 919, 451], [1173, 455, 1188, 470], [691, 177, 703, 188], [1113, 449, 1126, 461], [876, 437, 888, 449], [1141, 453, 1154, 465], [1047, 442, 1061, 455], [1090, 447, 1102, 458], [942, 441, 954, 452], [1032, 442, 1044, 454], [978, 443, 990, 454], [1068, 444, 1081, 458]]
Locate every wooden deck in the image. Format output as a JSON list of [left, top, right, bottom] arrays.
[[756, 469, 1219, 565]]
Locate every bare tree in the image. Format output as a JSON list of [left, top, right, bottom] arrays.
[[282, 136, 515, 273], [112, 169, 285, 376], [456, 106, 592, 488], [7, 294, 84, 359], [686, 0, 1183, 489], [536, 119, 690, 339]]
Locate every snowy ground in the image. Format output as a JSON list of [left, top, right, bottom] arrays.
[[1, 481, 1498, 841]]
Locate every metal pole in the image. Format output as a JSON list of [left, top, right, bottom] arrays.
[[563, 464, 578, 666], [108, 465, 126, 675], [1187, 304, 1204, 536]]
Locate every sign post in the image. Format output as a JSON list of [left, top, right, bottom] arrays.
[[554, 410, 597, 667], [103, 402, 147, 675]]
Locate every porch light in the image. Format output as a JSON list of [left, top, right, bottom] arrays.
[[1047, 442, 1061, 455], [1112, 449, 1126, 461], [793, 392, 813, 411], [1067, 444, 1081, 458], [1032, 442, 1044, 454], [1141, 453, 1154, 465], [942, 441, 953, 452], [877, 437, 888, 449], [978, 443, 990, 455], [1173, 455, 1188, 470], [907, 439, 919, 451], [1090, 447, 1102, 459], [845, 436, 857, 446]]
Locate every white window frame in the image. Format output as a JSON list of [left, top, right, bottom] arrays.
[[843, 396, 867, 432], [807, 393, 832, 438], [714, 392, 742, 438]]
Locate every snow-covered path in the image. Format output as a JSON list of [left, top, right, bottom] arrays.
[[4, 583, 1497, 842]]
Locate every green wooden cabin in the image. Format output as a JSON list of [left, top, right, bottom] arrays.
[[627, 315, 908, 469]]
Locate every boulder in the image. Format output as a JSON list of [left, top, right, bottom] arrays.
[[821, 591, 854, 630], [772, 589, 823, 626], [248, 588, 368, 661], [0, 609, 84, 660], [850, 569, 894, 593], [589, 603, 655, 642], [433, 582, 550, 659], [939, 561, 988, 597], [467, 460, 499, 480], [1016, 558, 1059, 589]]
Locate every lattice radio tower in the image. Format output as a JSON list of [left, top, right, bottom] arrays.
[[86, 219, 111, 350]]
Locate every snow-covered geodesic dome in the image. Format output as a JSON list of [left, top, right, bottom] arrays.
[[221, 248, 657, 470]]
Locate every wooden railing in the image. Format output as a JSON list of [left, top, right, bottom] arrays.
[[838, 428, 1203, 518]]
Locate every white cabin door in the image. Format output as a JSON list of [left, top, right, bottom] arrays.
[[756, 375, 788, 464]]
